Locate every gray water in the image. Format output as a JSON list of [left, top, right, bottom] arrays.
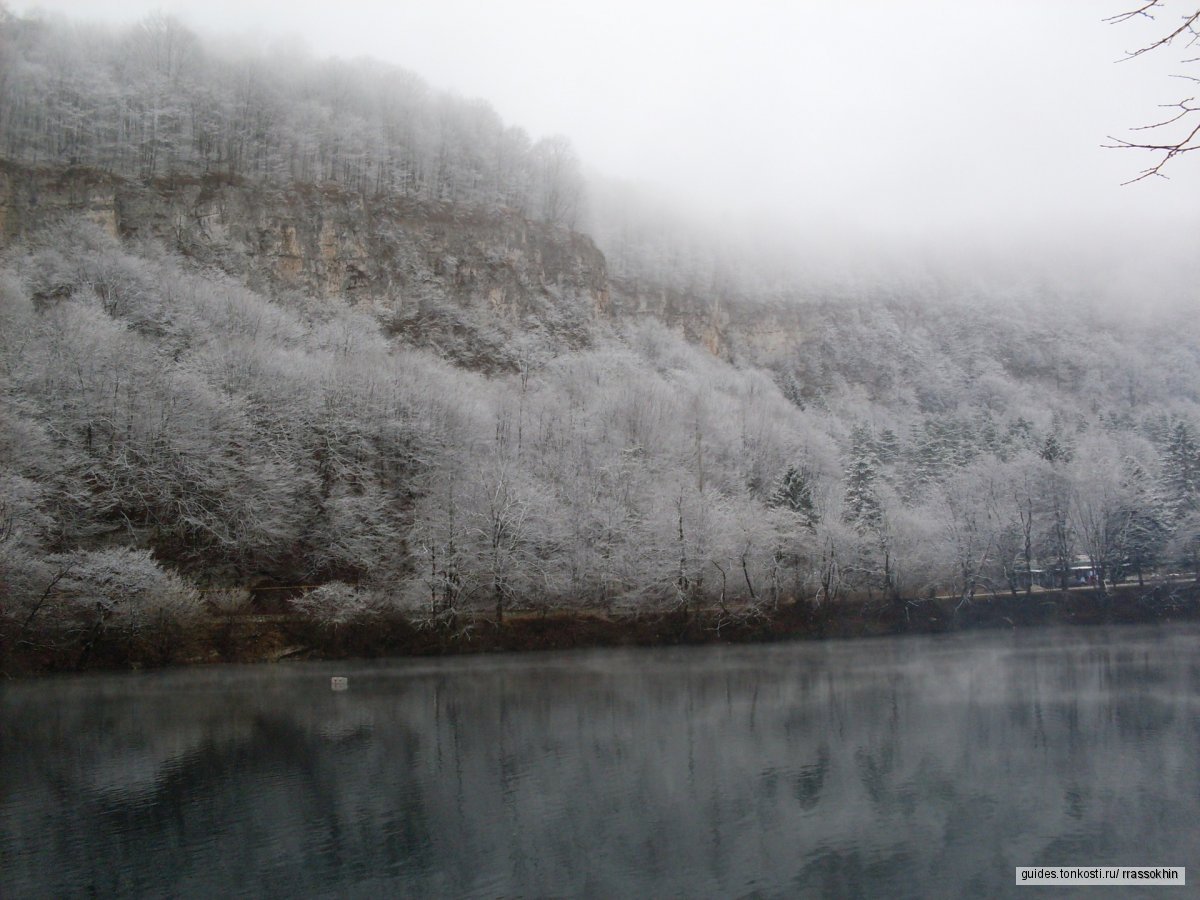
[[2, 626, 1198, 899]]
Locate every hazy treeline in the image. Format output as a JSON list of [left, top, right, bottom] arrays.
[[0, 6, 830, 301], [0, 8, 584, 226]]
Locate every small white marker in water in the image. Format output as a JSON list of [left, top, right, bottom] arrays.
[[331, 676, 348, 691]]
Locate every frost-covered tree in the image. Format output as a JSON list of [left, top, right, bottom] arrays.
[[1068, 439, 1136, 598], [1120, 454, 1168, 585], [1167, 509, 1200, 578], [290, 581, 394, 629], [990, 452, 1050, 596], [1039, 466, 1075, 592], [934, 462, 1002, 605], [531, 135, 585, 229], [843, 425, 883, 533], [770, 464, 818, 529], [1160, 420, 1199, 522], [25, 548, 202, 665]]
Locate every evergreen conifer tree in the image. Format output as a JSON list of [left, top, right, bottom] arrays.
[[1160, 420, 1199, 522], [844, 425, 883, 533], [770, 465, 818, 530], [1120, 455, 1167, 585]]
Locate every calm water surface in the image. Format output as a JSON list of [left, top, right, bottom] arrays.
[[3, 626, 1199, 898]]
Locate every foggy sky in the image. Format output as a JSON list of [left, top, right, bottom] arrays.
[[13, 1, 1200, 292]]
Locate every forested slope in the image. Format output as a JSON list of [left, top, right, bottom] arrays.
[[1, 8, 1198, 667]]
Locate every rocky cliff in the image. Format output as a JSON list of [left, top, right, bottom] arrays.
[[0, 161, 800, 368]]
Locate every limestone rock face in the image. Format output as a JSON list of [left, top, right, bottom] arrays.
[[0, 161, 797, 368], [607, 278, 810, 364], [0, 164, 121, 242]]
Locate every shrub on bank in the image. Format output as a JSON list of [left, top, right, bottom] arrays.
[[287, 582, 416, 656], [2, 547, 204, 669]]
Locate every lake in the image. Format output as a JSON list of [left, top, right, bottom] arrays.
[[2, 625, 1198, 898]]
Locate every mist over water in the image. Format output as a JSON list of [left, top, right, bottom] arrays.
[[3, 626, 1198, 898]]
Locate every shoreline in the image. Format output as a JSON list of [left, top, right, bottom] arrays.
[[5, 580, 1199, 677]]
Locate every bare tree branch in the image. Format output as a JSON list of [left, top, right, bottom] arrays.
[[1106, 1, 1200, 58], [1105, 0, 1167, 25], [1107, 2, 1200, 181]]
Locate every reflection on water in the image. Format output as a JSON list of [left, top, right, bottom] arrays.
[[2, 626, 1199, 898]]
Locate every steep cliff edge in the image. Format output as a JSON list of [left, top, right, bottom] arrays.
[[1, 163, 610, 363], [0, 161, 804, 368]]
